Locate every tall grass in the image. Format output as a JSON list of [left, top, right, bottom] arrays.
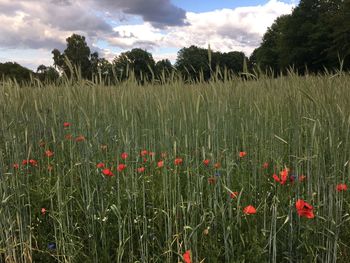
[[1, 73, 350, 262]]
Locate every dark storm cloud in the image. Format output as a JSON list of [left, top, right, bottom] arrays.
[[96, 0, 188, 28]]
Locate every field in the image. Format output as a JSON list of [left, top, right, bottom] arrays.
[[1, 74, 350, 263]]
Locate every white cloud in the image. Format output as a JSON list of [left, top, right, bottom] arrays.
[[0, 0, 295, 69], [106, 0, 295, 58]]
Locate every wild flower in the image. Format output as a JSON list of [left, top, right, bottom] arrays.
[[183, 250, 191, 263], [239, 151, 247, 158], [203, 159, 210, 166], [295, 199, 314, 219], [174, 158, 183, 165], [96, 162, 105, 168], [102, 168, 114, 177], [243, 205, 256, 215], [45, 150, 54, 158], [157, 160, 164, 168], [63, 122, 71, 128], [336, 183, 347, 192], [117, 164, 127, 172]]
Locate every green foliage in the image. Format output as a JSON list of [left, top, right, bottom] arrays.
[[113, 48, 156, 83], [0, 62, 33, 83], [52, 34, 92, 79], [253, 0, 350, 73], [175, 45, 248, 81], [36, 65, 59, 82], [155, 59, 173, 82]]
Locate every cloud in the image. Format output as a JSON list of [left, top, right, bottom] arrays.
[[0, 0, 295, 69], [0, 11, 66, 50], [94, 0, 188, 28], [107, 0, 295, 55], [0, 0, 113, 50]]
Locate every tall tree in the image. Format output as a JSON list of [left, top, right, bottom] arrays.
[[52, 34, 92, 79], [253, 0, 348, 74], [175, 45, 211, 81], [155, 59, 173, 81], [113, 48, 155, 82], [36, 65, 59, 82], [251, 15, 290, 74]]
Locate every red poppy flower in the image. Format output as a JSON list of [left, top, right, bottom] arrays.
[[230, 191, 239, 199], [41, 208, 47, 215], [273, 168, 289, 185], [45, 150, 54, 158], [75, 135, 86, 142], [183, 250, 191, 263], [22, 160, 28, 166], [263, 162, 269, 169], [29, 159, 38, 166], [137, 167, 145, 173], [299, 175, 306, 182], [279, 168, 289, 184], [239, 151, 247, 158], [121, 152, 128, 160], [295, 199, 314, 219], [63, 122, 71, 128], [117, 164, 127, 172], [203, 159, 210, 166], [96, 162, 105, 169], [13, 163, 19, 169], [157, 160, 164, 168], [336, 183, 347, 192], [102, 168, 114, 177], [140, 150, 148, 156], [174, 158, 183, 165], [214, 162, 221, 169], [272, 173, 280, 183], [243, 205, 256, 215]]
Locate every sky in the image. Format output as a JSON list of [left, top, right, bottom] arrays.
[[0, 0, 298, 70]]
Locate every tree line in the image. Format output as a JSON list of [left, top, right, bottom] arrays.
[[251, 0, 350, 74], [1, 0, 349, 83]]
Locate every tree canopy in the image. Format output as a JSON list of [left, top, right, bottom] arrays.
[[0, 62, 33, 83], [113, 48, 156, 82], [252, 0, 350, 74]]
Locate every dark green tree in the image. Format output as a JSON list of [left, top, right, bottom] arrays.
[[253, 0, 348, 74], [36, 65, 59, 82], [219, 51, 247, 74], [113, 48, 155, 82], [0, 62, 33, 83], [52, 34, 92, 79], [155, 59, 173, 81], [250, 15, 290, 74], [328, 0, 350, 70], [175, 45, 212, 81]]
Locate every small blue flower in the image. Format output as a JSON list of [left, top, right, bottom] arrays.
[[48, 242, 56, 250], [215, 172, 221, 177]]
